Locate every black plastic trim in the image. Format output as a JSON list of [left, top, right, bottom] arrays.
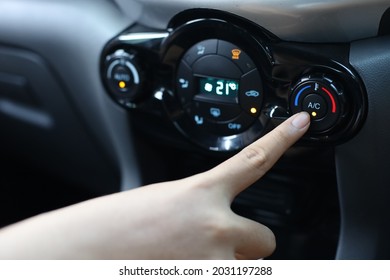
[[336, 35, 390, 259]]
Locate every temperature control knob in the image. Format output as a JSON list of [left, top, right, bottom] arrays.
[[290, 76, 344, 133], [105, 49, 142, 103]]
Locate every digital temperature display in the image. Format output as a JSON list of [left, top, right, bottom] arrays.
[[198, 77, 239, 100]]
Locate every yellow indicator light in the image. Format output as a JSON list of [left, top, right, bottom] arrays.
[[250, 107, 257, 114], [118, 81, 126, 89], [311, 111, 317, 117]]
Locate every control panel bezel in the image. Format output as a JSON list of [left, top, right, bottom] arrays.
[[100, 9, 367, 152]]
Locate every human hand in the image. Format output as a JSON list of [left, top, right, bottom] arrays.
[[0, 112, 310, 259]]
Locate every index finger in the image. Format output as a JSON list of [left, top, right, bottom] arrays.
[[207, 112, 310, 199]]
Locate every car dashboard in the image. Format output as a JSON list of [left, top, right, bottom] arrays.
[[0, 0, 390, 259]]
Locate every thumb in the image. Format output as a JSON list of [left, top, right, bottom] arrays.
[[206, 112, 310, 199]]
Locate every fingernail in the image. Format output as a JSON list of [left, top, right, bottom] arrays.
[[291, 112, 310, 129]]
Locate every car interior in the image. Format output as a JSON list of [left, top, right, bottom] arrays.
[[0, 0, 390, 259]]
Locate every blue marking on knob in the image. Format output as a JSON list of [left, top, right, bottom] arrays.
[[294, 85, 311, 106]]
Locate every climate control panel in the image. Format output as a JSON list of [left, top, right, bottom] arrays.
[[177, 39, 263, 136], [101, 12, 367, 151]]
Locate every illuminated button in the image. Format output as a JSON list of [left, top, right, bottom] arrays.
[[238, 69, 263, 116], [186, 112, 216, 133], [302, 94, 328, 120], [217, 40, 256, 73], [290, 77, 342, 133], [105, 50, 142, 101], [183, 39, 218, 66], [176, 61, 194, 105], [111, 65, 132, 92], [231, 49, 241, 60]]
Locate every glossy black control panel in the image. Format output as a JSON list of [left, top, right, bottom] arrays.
[[101, 10, 367, 151], [177, 39, 263, 135]]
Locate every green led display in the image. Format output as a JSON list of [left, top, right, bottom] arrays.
[[198, 77, 239, 99]]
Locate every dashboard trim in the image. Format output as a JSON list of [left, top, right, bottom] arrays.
[[115, 0, 390, 43]]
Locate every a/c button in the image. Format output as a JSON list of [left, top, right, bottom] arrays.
[[302, 94, 328, 119]]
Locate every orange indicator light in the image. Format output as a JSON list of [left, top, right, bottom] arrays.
[[231, 49, 242, 60], [311, 111, 317, 117], [250, 107, 257, 114]]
